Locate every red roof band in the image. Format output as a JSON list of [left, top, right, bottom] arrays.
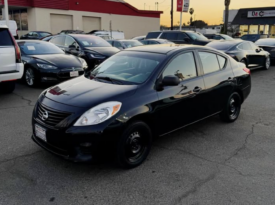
[[2, 0, 163, 18]]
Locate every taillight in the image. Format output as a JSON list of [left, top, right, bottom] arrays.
[[243, 68, 250, 74], [8, 29, 21, 63]]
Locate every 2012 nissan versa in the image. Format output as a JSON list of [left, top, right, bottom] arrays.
[[32, 45, 251, 168]]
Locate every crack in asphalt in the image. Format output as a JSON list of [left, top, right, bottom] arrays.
[[0, 150, 42, 166], [0, 106, 33, 111], [12, 93, 34, 106]]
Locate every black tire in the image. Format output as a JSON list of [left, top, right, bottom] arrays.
[[220, 92, 241, 123], [263, 56, 271, 70], [116, 121, 152, 169], [240, 59, 247, 67], [24, 67, 38, 87], [0, 81, 16, 93]]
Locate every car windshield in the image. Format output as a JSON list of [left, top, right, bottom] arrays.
[[18, 42, 64, 55], [241, 35, 258, 41], [207, 42, 236, 51], [255, 39, 275, 46], [40, 32, 51, 37], [187, 32, 208, 41], [121, 41, 143, 48], [90, 52, 165, 85], [76, 36, 112, 47]]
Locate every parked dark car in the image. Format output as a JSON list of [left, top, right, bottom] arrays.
[[204, 34, 233, 40], [20, 31, 52, 40], [49, 34, 120, 69], [17, 40, 87, 87], [140, 39, 174, 45], [255, 38, 275, 61], [207, 40, 271, 70], [145, 30, 211, 45], [107, 40, 143, 50], [59, 30, 85, 34], [32, 45, 251, 168], [240, 34, 268, 43]]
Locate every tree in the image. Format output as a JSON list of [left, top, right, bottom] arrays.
[[190, 20, 208, 28]]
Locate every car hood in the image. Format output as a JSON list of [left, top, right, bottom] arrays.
[[30, 54, 82, 68], [84, 47, 120, 57], [44, 76, 138, 108]]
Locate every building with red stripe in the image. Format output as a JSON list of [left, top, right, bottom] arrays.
[[0, 0, 162, 38]]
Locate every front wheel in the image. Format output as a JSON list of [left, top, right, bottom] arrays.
[[116, 121, 152, 169], [220, 92, 241, 123], [24, 67, 38, 87], [263, 56, 271, 70]]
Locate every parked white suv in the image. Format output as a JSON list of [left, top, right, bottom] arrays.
[[0, 25, 23, 93]]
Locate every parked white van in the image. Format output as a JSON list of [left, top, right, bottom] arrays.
[[0, 25, 23, 93], [0, 20, 18, 39]]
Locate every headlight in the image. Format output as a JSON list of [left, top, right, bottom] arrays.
[[79, 58, 88, 69], [37, 64, 57, 69], [90, 53, 106, 59], [74, 101, 122, 126]]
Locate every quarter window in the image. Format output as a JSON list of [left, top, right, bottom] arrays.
[[217, 55, 226, 69], [199, 52, 220, 74], [163, 52, 197, 80]]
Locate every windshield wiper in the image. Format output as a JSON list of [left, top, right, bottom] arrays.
[[95, 76, 123, 85]]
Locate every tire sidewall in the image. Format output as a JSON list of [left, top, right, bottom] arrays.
[[221, 92, 241, 122], [24, 67, 37, 87], [116, 121, 152, 169], [264, 56, 270, 70]]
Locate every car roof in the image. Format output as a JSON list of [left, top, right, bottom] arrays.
[[125, 44, 213, 54], [208, 39, 243, 45], [0, 25, 8, 29], [16, 40, 48, 44], [68, 34, 99, 38]]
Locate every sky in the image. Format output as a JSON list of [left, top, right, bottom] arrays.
[[125, 0, 275, 26]]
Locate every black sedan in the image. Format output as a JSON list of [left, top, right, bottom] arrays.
[[207, 40, 271, 70], [20, 31, 52, 40], [31, 45, 251, 168], [204, 34, 233, 40], [140, 39, 174, 45], [17, 40, 87, 87], [49, 34, 120, 70], [107, 40, 143, 50], [255, 39, 275, 61]]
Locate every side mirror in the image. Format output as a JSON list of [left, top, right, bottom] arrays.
[[256, 48, 261, 53], [69, 45, 76, 50], [162, 75, 180, 86]]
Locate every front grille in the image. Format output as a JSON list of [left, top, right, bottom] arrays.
[[37, 103, 71, 127]]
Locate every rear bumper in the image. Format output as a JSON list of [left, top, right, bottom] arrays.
[[0, 63, 23, 82]]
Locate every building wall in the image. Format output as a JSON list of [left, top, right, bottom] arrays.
[[29, 8, 160, 38]]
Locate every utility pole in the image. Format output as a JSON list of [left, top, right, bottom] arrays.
[[171, 0, 173, 30], [144, 3, 146, 10], [156, 2, 159, 11], [224, 0, 231, 34], [4, 0, 9, 28]]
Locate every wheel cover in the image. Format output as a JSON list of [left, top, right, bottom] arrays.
[[266, 57, 270, 69], [125, 131, 146, 163], [25, 69, 34, 86], [228, 96, 240, 119]]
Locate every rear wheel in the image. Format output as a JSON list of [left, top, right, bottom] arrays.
[[0, 81, 16, 93], [263, 56, 271, 70], [24, 67, 38, 87], [220, 92, 241, 123], [116, 121, 152, 169]]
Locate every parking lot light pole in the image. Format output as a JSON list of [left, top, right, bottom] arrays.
[[4, 0, 9, 28]]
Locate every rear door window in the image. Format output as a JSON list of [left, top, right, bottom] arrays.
[[161, 32, 178, 41], [217, 55, 227, 69], [0, 28, 13, 46], [146, 32, 162, 39], [50, 36, 65, 46], [199, 52, 220, 74]]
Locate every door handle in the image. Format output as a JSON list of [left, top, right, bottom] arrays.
[[193, 86, 202, 93]]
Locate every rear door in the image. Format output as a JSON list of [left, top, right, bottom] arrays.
[[198, 51, 234, 115], [0, 28, 16, 73]]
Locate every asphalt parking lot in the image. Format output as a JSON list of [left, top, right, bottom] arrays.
[[1, 66, 275, 205]]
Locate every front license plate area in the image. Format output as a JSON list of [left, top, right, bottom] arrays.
[[70, 71, 79, 77], [35, 124, 47, 142]]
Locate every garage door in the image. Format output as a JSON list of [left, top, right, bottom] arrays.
[[50, 14, 73, 34], [82, 16, 101, 33]]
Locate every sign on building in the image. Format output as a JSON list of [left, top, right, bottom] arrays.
[[248, 10, 275, 18]]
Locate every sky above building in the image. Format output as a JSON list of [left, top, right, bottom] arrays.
[[125, 0, 275, 26]]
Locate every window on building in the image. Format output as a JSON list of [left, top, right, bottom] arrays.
[[0, 9, 28, 31]]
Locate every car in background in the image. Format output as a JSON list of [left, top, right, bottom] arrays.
[[49, 34, 120, 70], [140, 39, 174, 45], [88, 30, 125, 40], [17, 40, 87, 87], [59, 30, 84, 35], [98, 35, 114, 40], [0, 20, 19, 39], [145, 30, 210, 45], [207, 40, 271, 70], [204, 34, 234, 40], [132, 35, 146, 40], [107, 40, 143, 50], [20, 31, 52, 40], [255, 38, 275, 61], [241, 34, 268, 43], [31, 45, 251, 168], [0, 25, 23, 93]]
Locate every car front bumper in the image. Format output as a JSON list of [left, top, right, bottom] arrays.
[[39, 68, 84, 83]]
